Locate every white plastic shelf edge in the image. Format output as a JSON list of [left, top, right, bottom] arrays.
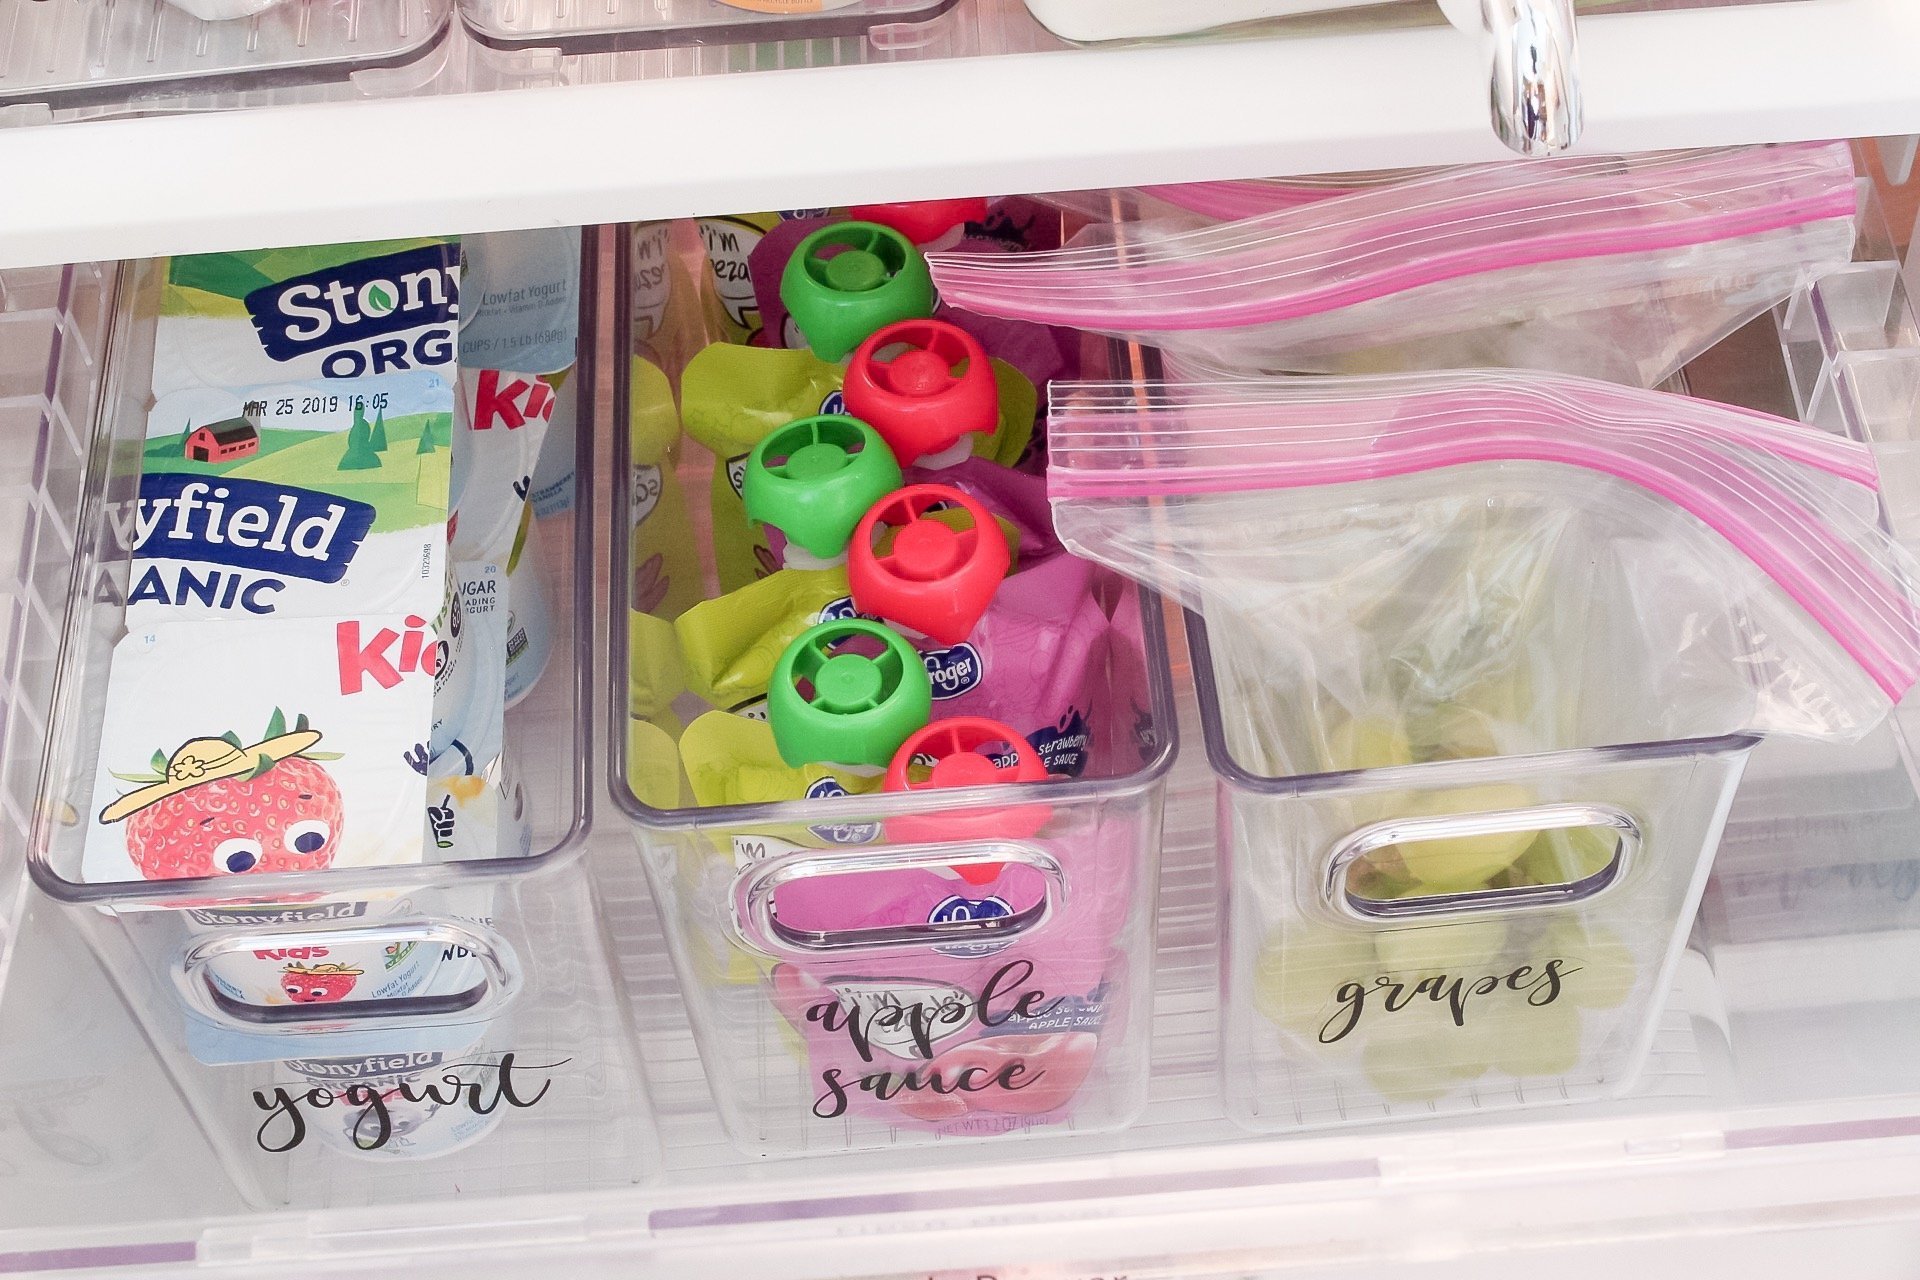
[[0, 0, 1916, 265]]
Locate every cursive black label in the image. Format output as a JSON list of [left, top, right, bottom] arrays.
[[252, 1052, 568, 1152], [802, 959, 1087, 1121], [1317, 960, 1580, 1045]]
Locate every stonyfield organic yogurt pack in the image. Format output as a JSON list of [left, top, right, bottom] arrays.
[[85, 614, 437, 884], [86, 241, 471, 891], [135, 240, 459, 624]]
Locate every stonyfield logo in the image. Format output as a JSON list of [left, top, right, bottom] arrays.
[[819, 390, 846, 417], [244, 245, 459, 378], [122, 474, 374, 594], [284, 1051, 446, 1080], [923, 643, 983, 700], [1030, 708, 1091, 779], [186, 901, 368, 927]]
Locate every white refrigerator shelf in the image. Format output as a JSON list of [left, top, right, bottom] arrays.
[[0, 0, 1914, 267]]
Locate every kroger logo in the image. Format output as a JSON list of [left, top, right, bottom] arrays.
[[929, 895, 1014, 957], [814, 596, 865, 624], [801, 778, 882, 844], [807, 819, 883, 845], [922, 643, 983, 699], [244, 245, 460, 365]]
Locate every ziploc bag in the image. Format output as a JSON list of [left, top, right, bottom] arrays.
[[1050, 371, 1920, 755], [937, 145, 1860, 388], [1049, 371, 1920, 1129]]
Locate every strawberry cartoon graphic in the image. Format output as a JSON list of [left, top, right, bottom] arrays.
[[99, 709, 345, 881], [280, 962, 364, 1003]]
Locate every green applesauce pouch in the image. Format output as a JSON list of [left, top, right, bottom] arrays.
[[679, 710, 882, 809]]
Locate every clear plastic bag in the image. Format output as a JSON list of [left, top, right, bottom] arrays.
[[1039, 170, 1451, 228], [1047, 372, 1920, 771], [937, 146, 1860, 387]]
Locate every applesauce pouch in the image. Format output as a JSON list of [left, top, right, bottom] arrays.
[[675, 552, 1107, 781], [680, 710, 884, 808], [681, 344, 845, 591], [683, 344, 1040, 592]]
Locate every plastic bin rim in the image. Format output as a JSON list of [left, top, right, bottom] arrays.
[[1182, 607, 1761, 798], [457, 0, 960, 55], [27, 231, 604, 908]]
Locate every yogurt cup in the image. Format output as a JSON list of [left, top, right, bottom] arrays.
[[450, 366, 560, 566], [528, 372, 578, 519], [503, 510, 554, 708], [428, 562, 475, 760], [185, 897, 448, 1012], [281, 1031, 506, 1162]]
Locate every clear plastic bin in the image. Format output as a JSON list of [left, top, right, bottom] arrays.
[[458, 0, 958, 59], [20, 231, 654, 1203], [1187, 612, 1755, 1131], [609, 244, 1178, 1155], [0, 0, 452, 122]]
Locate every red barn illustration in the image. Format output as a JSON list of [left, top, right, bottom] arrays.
[[184, 416, 260, 463]]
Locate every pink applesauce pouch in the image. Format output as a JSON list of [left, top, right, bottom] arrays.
[[743, 850, 1128, 1132]]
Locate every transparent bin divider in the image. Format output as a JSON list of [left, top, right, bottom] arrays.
[[1186, 612, 1753, 1133], [0, 0, 454, 118], [20, 230, 656, 1205], [456, 0, 959, 59], [1, 264, 108, 997], [607, 233, 1178, 1154]]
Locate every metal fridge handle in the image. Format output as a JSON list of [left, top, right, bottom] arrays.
[[1484, 0, 1582, 156]]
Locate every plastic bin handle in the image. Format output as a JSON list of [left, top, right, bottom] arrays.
[[1324, 802, 1637, 922], [731, 841, 1064, 957], [174, 918, 519, 1031]]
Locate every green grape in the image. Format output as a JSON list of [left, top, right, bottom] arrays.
[[1393, 784, 1538, 891], [1252, 925, 1379, 1037], [1478, 991, 1584, 1078], [1326, 714, 1413, 772], [1512, 825, 1620, 888], [1541, 919, 1638, 1010], [1373, 917, 1511, 976], [1362, 1005, 1489, 1102], [1406, 701, 1503, 762]]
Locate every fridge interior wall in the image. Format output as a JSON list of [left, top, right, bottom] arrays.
[[9, 157, 1920, 1270]]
